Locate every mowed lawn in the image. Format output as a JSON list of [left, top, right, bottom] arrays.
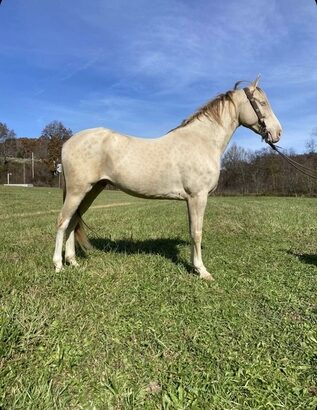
[[0, 186, 316, 409]]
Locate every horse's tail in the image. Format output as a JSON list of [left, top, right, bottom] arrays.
[[74, 217, 92, 250], [63, 171, 92, 251]]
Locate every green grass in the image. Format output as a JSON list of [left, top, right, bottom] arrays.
[[0, 186, 316, 409]]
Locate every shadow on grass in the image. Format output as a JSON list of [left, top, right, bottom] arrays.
[[90, 236, 193, 272], [288, 251, 317, 267]]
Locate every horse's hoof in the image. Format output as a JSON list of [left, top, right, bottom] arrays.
[[67, 258, 79, 268], [70, 261, 79, 268], [199, 271, 215, 281]]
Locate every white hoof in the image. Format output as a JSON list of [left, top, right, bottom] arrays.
[[55, 264, 64, 273], [199, 270, 215, 281], [196, 267, 215, 281], [194, 264, 214, 280], [66, 258, 79, 268]]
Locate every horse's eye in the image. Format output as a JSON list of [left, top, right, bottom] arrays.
[[260, 101, 267, 107]]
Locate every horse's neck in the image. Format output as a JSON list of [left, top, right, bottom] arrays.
[[183, 100, 240, 154], [215, 102, 240, 153]]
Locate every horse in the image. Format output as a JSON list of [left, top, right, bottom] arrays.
[[53, 76, 282, 280]]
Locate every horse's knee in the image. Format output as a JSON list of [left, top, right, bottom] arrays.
[[191, 229, 202, 243]]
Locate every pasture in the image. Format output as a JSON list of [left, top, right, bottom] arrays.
[[0, 186, 316, 409]]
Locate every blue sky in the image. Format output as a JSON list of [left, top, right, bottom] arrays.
[[1, 0, 316, 153]]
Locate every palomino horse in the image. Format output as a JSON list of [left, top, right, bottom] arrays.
[[53, 77, 282, 280]]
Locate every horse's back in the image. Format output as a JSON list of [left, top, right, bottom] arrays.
[[63, 127, 125, 153], [62, 127, 161, 180]]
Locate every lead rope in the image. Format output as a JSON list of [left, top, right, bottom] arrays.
[[267, 142, 317, 180]]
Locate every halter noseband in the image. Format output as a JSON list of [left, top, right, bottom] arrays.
[[243, 87, 268, 139]]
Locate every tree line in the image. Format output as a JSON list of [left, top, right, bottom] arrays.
[[0, 121, 72, 186], [1, 120, 317, 195], [217, 133, 317, 196]]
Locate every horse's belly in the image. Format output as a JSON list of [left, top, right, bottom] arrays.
[[112, 171, 187, 200]]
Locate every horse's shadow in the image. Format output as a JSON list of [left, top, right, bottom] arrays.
[[89, 236, 193, 272], [287, 250, 317, 266]]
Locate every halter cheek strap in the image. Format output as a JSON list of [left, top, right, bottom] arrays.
[[243, 87, 265, 124], [243, 87, 267, 137]]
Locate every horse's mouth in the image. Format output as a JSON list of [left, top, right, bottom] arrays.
[[265, 131, 273, 143], [263, 131, 279, 144], [262, 131, 271, 143]]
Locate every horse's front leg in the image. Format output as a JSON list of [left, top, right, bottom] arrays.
[[186, 192, 214, 281]]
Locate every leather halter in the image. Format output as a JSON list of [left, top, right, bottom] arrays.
[[243, 87, 267, 137], [243, 88, 317, 179]]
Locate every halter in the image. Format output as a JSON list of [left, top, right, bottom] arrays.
[[243, 87, 268, 139], [244, 88, 317, 180]]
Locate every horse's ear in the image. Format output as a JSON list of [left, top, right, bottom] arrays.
[[251, 74, 261, 89]]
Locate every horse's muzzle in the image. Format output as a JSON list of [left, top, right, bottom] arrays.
[[263, 127, 282, 144]]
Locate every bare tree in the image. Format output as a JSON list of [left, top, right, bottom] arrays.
[[305, 138, 317, 154], [41, 121, 72, 170], [0, 122, 16, 160], [305, 129, 317, 154]]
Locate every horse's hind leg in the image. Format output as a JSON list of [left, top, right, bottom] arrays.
[[64, 180, 107, 266], [65, 230, 78, 267], [186, 192, 214, 281], [53, 185, 92, 272]]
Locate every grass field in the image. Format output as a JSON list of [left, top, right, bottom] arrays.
[[0, 186, 316, 409]]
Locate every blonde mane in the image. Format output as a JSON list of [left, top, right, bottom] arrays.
[[171, 81, 250, 132], [181, 91, 236, 127], [169, 91, 236, 133]]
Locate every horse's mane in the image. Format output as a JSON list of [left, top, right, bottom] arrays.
[[169, 81, 245, 132]]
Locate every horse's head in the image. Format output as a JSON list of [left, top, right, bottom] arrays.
[[238, 76, 282, 144]]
